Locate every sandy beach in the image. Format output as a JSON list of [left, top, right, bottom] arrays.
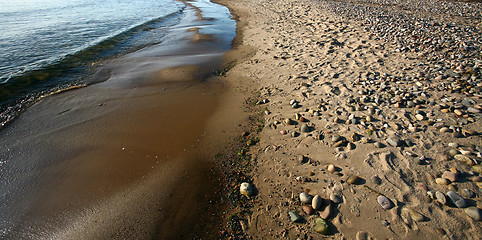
[[215, 0, 482, 239], [1, 0, 481, 239]]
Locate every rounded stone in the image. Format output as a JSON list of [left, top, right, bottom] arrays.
[[330, 193, 342, 204], [465, 207, 482, 221], [302, 205, 313, 215], [312, 195, 323, 210], [285, 118, 295, 125], [404, 208, 425, 222], [300, 192, 313, 204], [435, 191, 447, 205], [300, 124, 309, 133], [447, 191, 467, 208], [436, 177, 450, 185], [347, 175, 361, 184], [371, 175, 382, 185], [327, 164, 336, 173], [377, 195, 394, 210], [331, 134, 342, 142], [386, 137, 401, 147], [442, 171, 457, 182], [313, 217, 330, 235], [240, 182, 254, 197]]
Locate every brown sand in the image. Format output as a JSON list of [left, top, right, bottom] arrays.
[[215, 0, 482, 239]]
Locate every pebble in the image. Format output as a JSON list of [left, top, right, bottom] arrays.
[[313, 217, 330, 235], [386, 137, 401, 147], [371, 175, 382, 185], [468, 107, 481, 114], [435, 191, 447, 205], [327, 164, 336, 173], [465, 207, 482, 221], [415, 114, 425, 121], [449, 149, 460, 156], [440, 127, 451, 133], [455, 154, 474, 166], [436, 228, 446, 235], [448, 142, 459, 148], [347, 175, 361, 184], [404, 208, 425, 222], [332, 134, 342, 142], [469, 176, 482, 182], [356, 231, 369, 240], [288, 211, 303, 223], [435, 177, 449, 185], [302, 205, 314, 215], [472, 165, 482, 174], [442, 171, 457, 182], [377, 195, 394, 210], [320, 202, 332, 219], [312, 195, 323, 210], [374, 142, 385, 148], [462, 189, 476, 198], [330, 193, 343, 204], [300, 192, 313, 204], [240, 182, 255, 197], [300, 124, 309, 133], [285, 118, 295, 125], [447, 191, 467, 208], [453, 131, 463, 138]]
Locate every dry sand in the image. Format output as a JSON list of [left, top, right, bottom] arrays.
[[216, 0, 482, 239]]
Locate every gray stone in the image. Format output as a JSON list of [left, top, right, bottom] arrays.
[[300, 124, 310, 133], [300, 192, 313, 204], [465, 207, 482, 221], [330, 193, 342, 204], [386, 137, 401, 147], [371, 175, 382, 185], [377, 195, 394, 210], [447, 191, 467, 208], [288, 211, 303, 223]]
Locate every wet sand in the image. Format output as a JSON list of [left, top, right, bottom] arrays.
[[0, 0, 252, 239]]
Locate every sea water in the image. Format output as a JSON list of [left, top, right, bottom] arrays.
[[0, 0, 185, 127]]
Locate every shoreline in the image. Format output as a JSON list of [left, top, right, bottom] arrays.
[[0, 1, 256, 239], [215, 0, 481, 239]]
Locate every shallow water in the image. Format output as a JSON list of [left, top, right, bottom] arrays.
[[0, 0, 236, 238], [0, 0, 186, 128]]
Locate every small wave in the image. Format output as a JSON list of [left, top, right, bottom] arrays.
[[0, 6, 186, 130]]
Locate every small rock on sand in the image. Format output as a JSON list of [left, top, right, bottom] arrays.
[[312, 195, 323, 210], [288, 211, 303, 223], [447, 191, 467, 208], [377, 195, 394, 210], [442, 171, 457, 182], [371, 175, 382, 185], [435, 191, 447, 205], [300, 192, 313, 204], [313, 217, 330, 235], [347, 175, 362, 184], [240, 182, 254, 197], [465, 207, 482, 221]]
